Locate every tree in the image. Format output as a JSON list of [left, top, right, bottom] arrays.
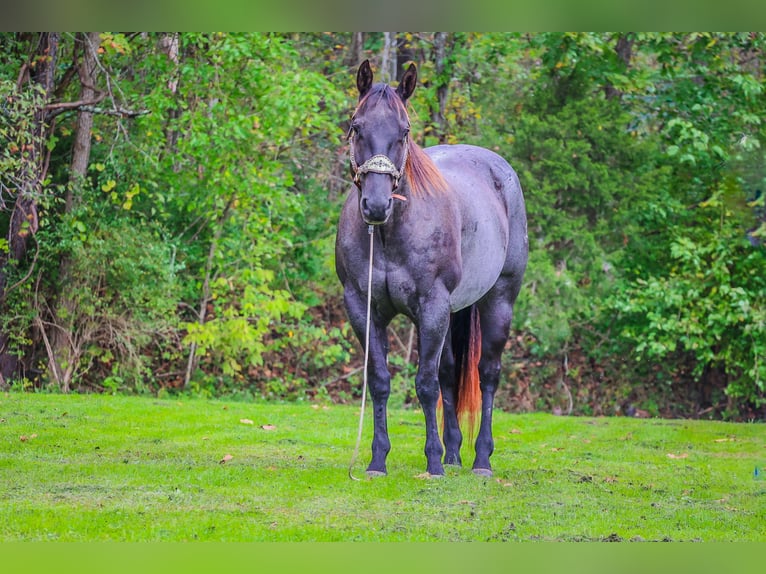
[[0, 33, 59, 385]]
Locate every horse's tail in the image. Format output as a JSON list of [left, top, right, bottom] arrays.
[[452, 304, 482, 436]]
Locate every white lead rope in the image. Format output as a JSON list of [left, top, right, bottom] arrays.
[[348, 224, 375, 481]]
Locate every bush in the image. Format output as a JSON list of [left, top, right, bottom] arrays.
[[609, 199, 766, 413], [29, 209, 181, 392]]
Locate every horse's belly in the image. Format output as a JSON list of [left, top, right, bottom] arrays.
[[448, 221, 508, 312]]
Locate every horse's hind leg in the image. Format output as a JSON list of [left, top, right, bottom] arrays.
[[473, 277, 521, 476], [438, 321, 462, 466]]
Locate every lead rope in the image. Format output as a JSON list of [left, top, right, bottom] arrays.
[[348, 224, 375, 481]]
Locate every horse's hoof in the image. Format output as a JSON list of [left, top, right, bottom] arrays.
[[366, 470, 387, 478], [472, 468, 493, 477]]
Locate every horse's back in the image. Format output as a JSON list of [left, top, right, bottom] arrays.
[[425, 144, 527, 310]]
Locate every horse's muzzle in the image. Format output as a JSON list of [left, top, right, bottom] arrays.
[[359, 186, 394, 225]]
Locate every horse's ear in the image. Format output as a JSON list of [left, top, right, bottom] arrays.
[[396, 63, 417, 102], [357, 59, 373, 100]]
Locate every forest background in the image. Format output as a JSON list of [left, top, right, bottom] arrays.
[[1, 32, 764, 421]]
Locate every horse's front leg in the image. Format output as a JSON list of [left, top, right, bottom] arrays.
[[415, 287, 451, 476], [366, 318, 393, 476], [344, 288, 392, 475]]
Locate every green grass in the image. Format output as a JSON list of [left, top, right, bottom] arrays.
[[1, 392, 764, 541]]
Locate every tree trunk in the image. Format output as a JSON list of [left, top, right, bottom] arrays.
[[0, 33, 59, 387], [605, 33, 634, 100], [346, 32, 365, 67], [48, 32, 103, 392], [68, 32, 101, 206], [396, 34, 417, 79], [381, 32, 397, 82], [431, 32, 453, 144], [158, 33, 181, 162]]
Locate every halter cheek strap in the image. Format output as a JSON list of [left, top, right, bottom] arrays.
[[348, 132, 410, 193]]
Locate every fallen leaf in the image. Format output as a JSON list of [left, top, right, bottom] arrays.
[[219, 454, 233, 464], [510, 428, 522, 434], [240, 418, 254, 425], [19, 435, 28, 442], [604, 476, 619, 483], [551, 447, 564, 452], [666, 453, 689, 459], [260, 424, 276, 431]]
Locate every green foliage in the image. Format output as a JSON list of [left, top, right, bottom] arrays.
[[3, 33, 766, 418], [94, 33, 347, 391], [0, 79, 47, 201], [501, 72, 668, 358], [34, 198, 181, 390], [184, 268, 302, 378], [610, 198, 766, 407], [514, 249, 584, 355]]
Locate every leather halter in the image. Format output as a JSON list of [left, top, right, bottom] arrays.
[[348, 130, 410, 193]]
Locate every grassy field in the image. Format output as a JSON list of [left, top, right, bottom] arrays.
[[1, 391, 764, 541]]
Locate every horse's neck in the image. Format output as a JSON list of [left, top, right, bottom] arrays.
[[376, 184, 437, 252]]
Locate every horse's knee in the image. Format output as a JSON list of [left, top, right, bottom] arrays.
[[368, 373, 391, 402], [415, 373, 440, 406]]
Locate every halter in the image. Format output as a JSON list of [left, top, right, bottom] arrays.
[[348, 130, 410, 191]]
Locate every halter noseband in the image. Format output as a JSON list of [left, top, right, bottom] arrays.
[[348, 131, 410, 191]]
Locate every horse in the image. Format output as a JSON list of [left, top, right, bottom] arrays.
[[335, 60, 528, 477]]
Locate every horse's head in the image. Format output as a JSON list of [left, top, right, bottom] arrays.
[[348, 60, 417, 225]]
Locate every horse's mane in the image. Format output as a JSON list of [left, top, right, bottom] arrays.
[[354, 84, 449, 197]]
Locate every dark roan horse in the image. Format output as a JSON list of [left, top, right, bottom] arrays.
[[335, 60, 528, 477]]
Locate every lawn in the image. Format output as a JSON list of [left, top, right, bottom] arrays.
[[1, 392, 764, 541]]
